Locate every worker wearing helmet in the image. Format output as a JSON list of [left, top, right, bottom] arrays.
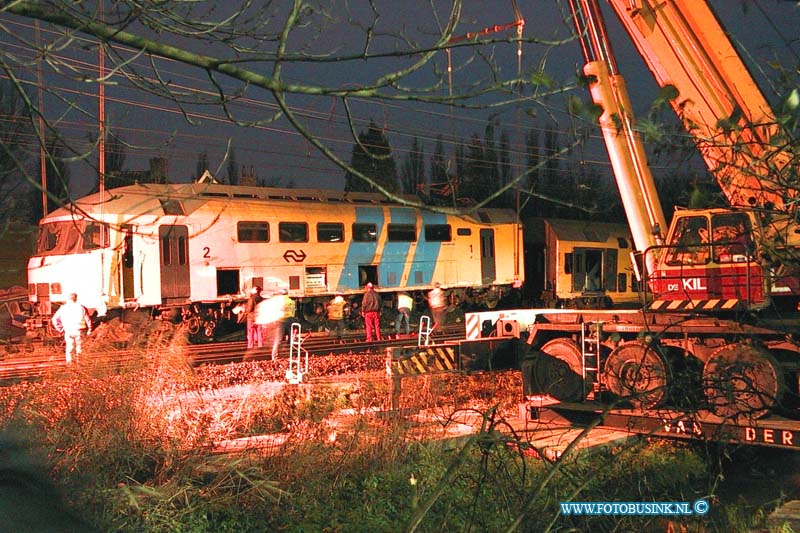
[[244, 286, 263, 348], [361, 282, 381, 342], [327, 293, 347, 342]]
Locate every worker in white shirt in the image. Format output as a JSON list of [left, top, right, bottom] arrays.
[[51, 293, 92, 363]]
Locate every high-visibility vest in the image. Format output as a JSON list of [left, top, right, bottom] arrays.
[[328, 297, 345, 320], [283, 295, 296, 319], [397, 293, 413, 311]]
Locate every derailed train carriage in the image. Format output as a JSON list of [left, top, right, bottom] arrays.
[[523, 218, 640, 309], [25, 179, 524, 339]]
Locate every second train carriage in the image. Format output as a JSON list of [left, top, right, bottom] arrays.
[[26, 180, 524, 338], [523, 218, 640, 309]]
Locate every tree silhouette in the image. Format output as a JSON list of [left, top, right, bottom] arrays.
[[226, 147, 239, 186], [29, 133, 69, 223], [400, 137, 424, 195], [344, 122, 398, 194]]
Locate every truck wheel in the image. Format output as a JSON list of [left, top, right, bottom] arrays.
[[703, 344, 783, 421], [603, 341, 669, 409], [533, 338, 585, 402]]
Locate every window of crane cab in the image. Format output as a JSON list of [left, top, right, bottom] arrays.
[[353, 223, 378, 242], [317, 223, 344, 243], [712, 213, 753, 263], [424, 224, 452, 242], [667, 216, 710, 266], [279, 222, 308, 243], [237, 221, 269, 243], [387, 224, 416, 242]]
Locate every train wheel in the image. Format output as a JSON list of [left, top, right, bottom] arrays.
[[603, 341, 669, 409], [302, 302, 325, 330], [185, 316, 201, 335], [534, 338, 585, 402], [703, 344, 783, 421]]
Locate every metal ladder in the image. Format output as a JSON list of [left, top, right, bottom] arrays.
[[286, 322, 308, 384], [580, 321, 603, 399], [418, 315, 432, 346]]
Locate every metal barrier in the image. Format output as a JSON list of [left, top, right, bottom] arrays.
[[286, 322, 308, 384], [418, 315, 432, 346], [385, 344, 458, 413]]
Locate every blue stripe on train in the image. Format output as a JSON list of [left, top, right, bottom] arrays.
[[335, 207, 384, 290]]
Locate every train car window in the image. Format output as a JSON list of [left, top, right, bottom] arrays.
[[37, 224, 60, 253], [387, 224, 416, 242], [82, 222, 109, 250], [63, 224, 81, 253], [424, 224, 451, 242], [161, 235, 171, 265], [159, 199, 185, 216], [178, 236, 188, 265], [564, 253, 573, 274], [317, 223, 344, 242], [353, 223, 378, 242], [456, 228, 472, 236], [237, 221, 269, 243], [617, 237, 629, 249], [279, 222, 308, 243], [604, 248, 618, 292]]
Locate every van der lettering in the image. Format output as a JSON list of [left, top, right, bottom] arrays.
[[662, 419, 702, 436], [744, 426, 795, 446]]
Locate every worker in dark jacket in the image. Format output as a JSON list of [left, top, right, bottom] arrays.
[[360, 282, 382, 342], [244, 286, 263, 348]]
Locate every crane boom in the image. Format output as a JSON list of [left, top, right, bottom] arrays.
[[605, 0, 796, 212], [568, 0, 667, 276]]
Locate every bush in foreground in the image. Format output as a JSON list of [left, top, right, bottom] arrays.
[[0, 351, 785, 532]]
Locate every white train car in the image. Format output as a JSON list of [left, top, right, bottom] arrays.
[[26, 180, 524, 337]]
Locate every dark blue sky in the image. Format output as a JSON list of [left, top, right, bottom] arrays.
[[2, 1, 797, 196]]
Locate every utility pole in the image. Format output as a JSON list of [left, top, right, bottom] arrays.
[[35, 21, 47, 217], [98, 3, 105, 200]]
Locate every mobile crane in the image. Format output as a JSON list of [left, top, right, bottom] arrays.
[[521, 0, 800, 422]]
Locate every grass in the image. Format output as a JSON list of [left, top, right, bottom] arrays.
[[0, 337, 792, 532]]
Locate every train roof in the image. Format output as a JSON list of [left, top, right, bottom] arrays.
[[523, 217, 631, 244], [44, 182, 519, 223]]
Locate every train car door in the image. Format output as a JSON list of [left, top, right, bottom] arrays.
[[159, 225, 190, 302], [480, 229, 496, 283], [121, 225, 135, 300], [571, 247, 604, 292]]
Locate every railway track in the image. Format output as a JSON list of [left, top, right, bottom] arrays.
[[0, 324, 466, 384]]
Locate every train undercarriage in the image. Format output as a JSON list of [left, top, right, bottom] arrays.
[[20, 284, 519, 345]]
